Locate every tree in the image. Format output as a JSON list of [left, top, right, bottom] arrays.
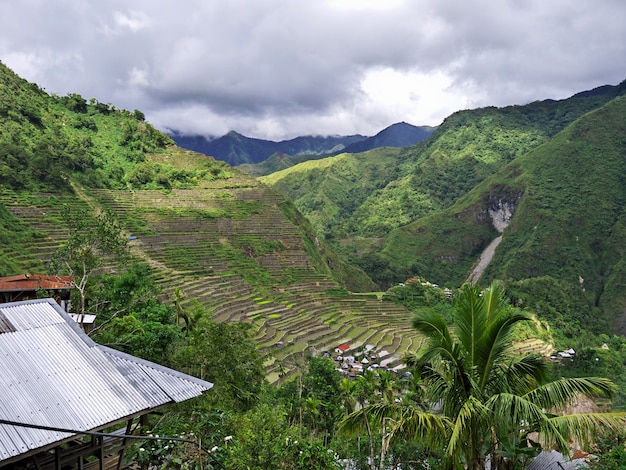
[[50, 206, 127, 314], [340, 368, 434, 470], [390, 282, 624, 469], [172, 317, 267, 411], [302, 356, 344, 444], [225, 404, 340, 470]]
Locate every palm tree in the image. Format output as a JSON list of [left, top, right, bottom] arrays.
[[343, 282, 625, 470], [351, 370, 380, 470]]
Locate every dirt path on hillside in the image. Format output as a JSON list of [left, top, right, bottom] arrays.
[[466, 235, 502, 285]]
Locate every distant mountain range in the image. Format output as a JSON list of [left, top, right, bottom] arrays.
[[341, 122, 436, 154], [169, 122, 436, 166]]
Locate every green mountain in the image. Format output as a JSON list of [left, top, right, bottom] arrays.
[[381, 95, 626, 336], [2, 61, 438, 382], [4, 54, 626, 375], [259, 81, 626, 335], [261, 82, 626, 262], [171, 122, 434, 168], [341, 121, 436, 154], [237, 151, 328, 177], [239, 122, 436, 177]]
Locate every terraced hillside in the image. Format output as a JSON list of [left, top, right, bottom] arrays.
[[0, 160, 422, 383]]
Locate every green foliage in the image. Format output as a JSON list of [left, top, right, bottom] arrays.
[[225, 404, 340, 470], [49, 205, 128, 313], [386, 278, 447, 308], [302, 357, 344, 442], [368, 95, 626, 337], [394, 283, 623, 469], [505, 276, 608, 340], [276, 196, 377, 292], [0, 61, 235, 193], [101, 306, 181, 362], [261, 91, 620, 290], [590, 429, 626, 469], [172, 318, 267, 411], [261, 148, 408, 241], [0, 201, 44, 274]]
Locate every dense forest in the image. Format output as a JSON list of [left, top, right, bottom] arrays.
[[2, 60, 626, 468]]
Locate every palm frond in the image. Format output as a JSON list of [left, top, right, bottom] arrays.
[[548, 412, 626, 451], [411, 309, 453, 350], [477, 310, 533, 390], [338, 407, 374, 436], [390, 405, 451, 449], [447, 396, 489, 460], [455, 284, 487, 372], [494, 354, 549, 396], [523, 377, 617, 411], [486, 393, 571, 454]]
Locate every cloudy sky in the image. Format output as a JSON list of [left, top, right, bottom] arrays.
[[1, 1, 625, 141]]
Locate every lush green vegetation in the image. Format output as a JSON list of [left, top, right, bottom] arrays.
[[261, 87, 625, 257], [261, 148, 408, 241], [3, 60, 626, 468], [0, 60, 232, 192], [84, 271, 624, 469], [375, 95, 626, 337]]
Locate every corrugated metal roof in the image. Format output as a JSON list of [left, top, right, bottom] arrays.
[[0, 298, 212, 463], [526, 450, 589, 469]]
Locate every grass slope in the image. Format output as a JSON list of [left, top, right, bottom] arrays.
[[2, 62, 422, 381], [260, 84, 626, 288], [381, 95, 626, 336]]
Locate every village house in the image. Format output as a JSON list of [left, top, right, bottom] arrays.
[[0, 274, 103, 333], [0, 274, 75, 308]]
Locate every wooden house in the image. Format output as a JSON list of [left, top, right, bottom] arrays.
[[0, 274, 75, 309]]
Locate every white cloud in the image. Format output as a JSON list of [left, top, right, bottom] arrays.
[[1, 0, 625, 140], [100, 9, 151, 37], [127, 65, 151, 87], [326, 0, 407, 12], [357, 68, 477, 128]]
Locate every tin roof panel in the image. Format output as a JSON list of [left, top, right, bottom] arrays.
[[0, 298, 212, 463]]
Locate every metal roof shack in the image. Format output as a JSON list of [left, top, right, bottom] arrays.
[[0, 298, 213, 470]]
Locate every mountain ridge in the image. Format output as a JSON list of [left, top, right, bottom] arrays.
[[258, 78, 626, 335], [169, 121, 435, 166]]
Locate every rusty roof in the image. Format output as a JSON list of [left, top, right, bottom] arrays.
[[0, 274, 75, 292]]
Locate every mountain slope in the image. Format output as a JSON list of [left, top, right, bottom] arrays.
[[170, 122, 435, 168], [260, 147, 412, 243], [261, 85, 626, 268], [2, 62, 433, 382], [381, 95, 626, 334]]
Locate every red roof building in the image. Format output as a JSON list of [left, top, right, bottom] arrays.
[[0, 274, 75, 307]]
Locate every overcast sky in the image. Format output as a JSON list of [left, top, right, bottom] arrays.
[[1, 1, 625, 141]]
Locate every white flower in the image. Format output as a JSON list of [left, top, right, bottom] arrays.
[[224, 435, 233, 441], [139, 448, 145, 452], [211, 446, 219, 453]]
